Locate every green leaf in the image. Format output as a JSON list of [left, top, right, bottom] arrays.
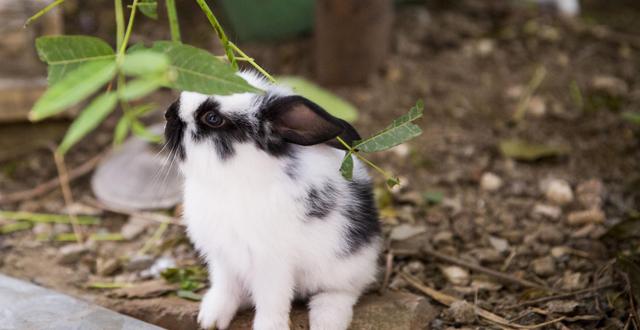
[[0, 211, 100, 225], [30, 60, 117, 121], [58, 92, 118, 154], [623, 112, 640, 125], [1, 221, 33, 234], [148, 41, 259, 95], [386, 177, 400, 189], [131, 120, 163, 143], [138, 0, 158, 19], [499, 139, 568, 161], [355, 100, 424, 153], [176, 290, 202, 301], [339, 152, 354, 180], [120, 77, 164, 101], [278, 76, 358, 122], [113, 117, 131, 146], [423, 191, 444, 205], [122, 51, 169, 76], [36, 35, 115, 85]]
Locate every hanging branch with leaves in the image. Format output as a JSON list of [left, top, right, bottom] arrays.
[[26, 0, 424, 188]]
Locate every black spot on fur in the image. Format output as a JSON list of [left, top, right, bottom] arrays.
[[341, 180, 381, 254], [305, 182, 338, 219], [164, 100, 185, 160], [192, 100, 251, 160]]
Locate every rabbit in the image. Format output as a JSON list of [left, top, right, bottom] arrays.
[[164, 71, 382, 330]]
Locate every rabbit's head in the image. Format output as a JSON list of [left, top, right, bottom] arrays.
[[164, 72, 359, 167]]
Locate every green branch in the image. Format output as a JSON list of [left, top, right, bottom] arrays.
[[195, 0, 237, 69], [229, 42, 276, 82], [24, 0, 65, 27], [115, 0, 125, 52], [165, 0, 181, 42], [119, 0, 140, 56]]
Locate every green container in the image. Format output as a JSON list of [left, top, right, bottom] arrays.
[[220, 0, 314, 42]]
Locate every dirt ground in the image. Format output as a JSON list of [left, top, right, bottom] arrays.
[[2, 1, 640, 329]]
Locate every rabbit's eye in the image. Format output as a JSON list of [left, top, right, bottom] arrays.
[[201, 111, 225, 128]]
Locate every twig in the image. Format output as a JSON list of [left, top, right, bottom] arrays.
[[137, 220, 169, 256], [422, 248, 550, 292], [84, 197, 184, 226], [512, 66, 547, 122], [53, 151, 83, 243], [195, 0, 237, 69], [505, 283, 618, 309], [0, 152, 104, 205], [380, 250, 394, 293], [401, 272, 566, 330]]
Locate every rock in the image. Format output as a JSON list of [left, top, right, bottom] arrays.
[[551, 246, 571, 259], [445, 301, 476, 324], [402, 261, 425, 276], [576, 179, 604, 209], [121, 215, 153, 240], [440, 266, 470, 286], [531, 203, 562, 220], [96, 258, 121, 276], [567, 209, 605, 226], [527, 96, 547, 117], [433, 231, 454, 245], [471, 279, 502, 291], [390, 224, 427, 241], [570, 223, 596, 238], [591, 76, 628, 96], [543, 179, 573, 206], [532, 256, 556, 277], [480, 172, 502, 192], [488, 236, 510, 253], [58, 244, 90, 265], [125, 255, 155, 272], [107, 292, 439, 330], [536, 225, 565, 245], [561, 271, 588, 291], [472, 248, 503, 263]]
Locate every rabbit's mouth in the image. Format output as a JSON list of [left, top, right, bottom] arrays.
[[164, 100, 186, 161]]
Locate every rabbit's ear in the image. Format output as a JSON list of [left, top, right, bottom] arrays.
[[265, 96, 346, 146]]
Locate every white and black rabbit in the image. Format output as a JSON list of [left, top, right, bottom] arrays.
[[164, 71, 382, 330]]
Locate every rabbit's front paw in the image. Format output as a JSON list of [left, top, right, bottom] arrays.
[[197, 290, 238, 329]]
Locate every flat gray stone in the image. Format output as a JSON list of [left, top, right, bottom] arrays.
[[0, 274, 163, 330]]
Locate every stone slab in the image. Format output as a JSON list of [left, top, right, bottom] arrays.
[[0, 274, 163, 330]]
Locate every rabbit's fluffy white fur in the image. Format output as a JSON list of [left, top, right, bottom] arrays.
[[165, 72, 381, 330]]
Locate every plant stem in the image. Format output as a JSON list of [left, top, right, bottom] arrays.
[[24, 0, 65, 27], [165, 0, 181, 42], [53, 151, 84, 243], [119, 0, 140, 56], [229, 42, 276, 82], [194, 0, 237, 69], [115, 0, 125, 52], [335, 137, 396, 183]]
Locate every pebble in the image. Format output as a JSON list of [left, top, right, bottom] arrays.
[[480, 172, 503, 192], [473, 248, 503, 263], [432, 231, 454, 245], [546, 300, 580, 314], [140, 256, 177, 279], [402, 261, 425, 276], [576, 179, 604, 208], [125, 254, 155, 272], [440, 266, 470, 286], [544, 179, 574, 206], [58, 244, 90, 265], [390, 224, 427, 241], [446, 301, 476, 324], [591, 75, 628, 96], [96, 258, 121, 276], [561, 271, 588, 291], [120, 215, 153, 240], [396, 191, 423, 206], [531, 203, 562, 220], [536, 225, 565, 245], [527, 96, 547, 117], [471, 279, 502, 291], [567, 209, 605, 226], [488, 236, 510, 253], [532, 256, 556, 277]]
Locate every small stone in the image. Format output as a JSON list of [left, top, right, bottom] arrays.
[[567, 209, 605, 226], [571, 223, 595, 238], [591, 75, 628, 96], [446, 301, 476, 324], [576, 179, 604, 209], [125, 254, 155, 272], [551, 246, 571, 259], [536, 225, 565, 245], [390, 144, 410, 158], [475, 39, 494, 56], [532, 256, 556, 277], [140, 256, 177, 279], [473, 248, 503, 263], [388, 276, 408, 290], [121, 215, 153, 240], [488, 236, 509, 253], [546, 300, 580, 314], [544, 179, 573, 206], [396, 191, 423, 206], [527, 96, 546, 117], [561, 271, 588, 291], [58, 244, 90, 265], [433, 231, 454, 245], [390, 224, 427, 241], [402, 261, 425, 276], [440, 266, 470, 286], [480, 172, 502, 192], [96, 258, 120, 276], [471, 279, 502, 291], [531, 203, 562, 220]]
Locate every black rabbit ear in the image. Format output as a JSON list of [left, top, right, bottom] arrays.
[[264, 95, 347, 146]]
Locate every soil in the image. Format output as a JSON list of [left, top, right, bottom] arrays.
[[2, 1, 640, 329]]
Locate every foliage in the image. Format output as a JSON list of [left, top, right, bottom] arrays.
[[161, 266, 207, 300], [26, 0, 423, 186]]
